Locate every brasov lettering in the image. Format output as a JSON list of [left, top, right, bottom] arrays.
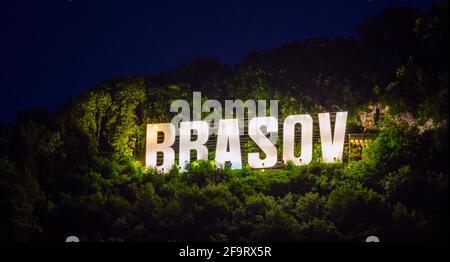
[[145, 92, 347, 172]]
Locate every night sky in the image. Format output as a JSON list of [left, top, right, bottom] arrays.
[[0, 0, 436, 122]]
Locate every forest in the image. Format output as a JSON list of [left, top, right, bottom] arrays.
[[0, 1, 448, 241]]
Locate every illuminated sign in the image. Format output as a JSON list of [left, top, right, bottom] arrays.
[[146, 92, 348, 172]]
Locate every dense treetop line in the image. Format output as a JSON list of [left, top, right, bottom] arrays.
[[0, 2, 448, 241]]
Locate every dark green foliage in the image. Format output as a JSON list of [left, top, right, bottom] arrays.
[[0, 124, 448, 241], [0, 2, 448, 241]]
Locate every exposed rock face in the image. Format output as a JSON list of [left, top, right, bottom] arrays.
[[358, 103, 447, 133], [389, 112, 416, 128], [358, 104, 389, 132], [389, 113, 447, 133], [417, 118, 448, 134]]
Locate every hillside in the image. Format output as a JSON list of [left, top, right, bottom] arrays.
[[0, 2, 448, 241]]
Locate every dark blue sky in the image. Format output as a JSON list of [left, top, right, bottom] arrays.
[[0, 0, 436, 122]]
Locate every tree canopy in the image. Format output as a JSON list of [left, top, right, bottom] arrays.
[[0, 1, 448, 241]]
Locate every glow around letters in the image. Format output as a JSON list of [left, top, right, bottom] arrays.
[[146, 112, 348, 172]]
